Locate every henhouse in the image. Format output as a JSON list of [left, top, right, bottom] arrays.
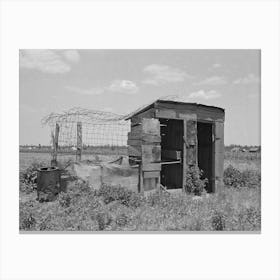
[[126, 99, 225, 193]]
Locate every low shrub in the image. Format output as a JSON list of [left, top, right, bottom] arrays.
[[184, 166, 208, 195], [224, 165, 261, 188], [237, 206, 261, 230], [95, 211, 112, 230], [97, 184, 143, 208], [58, 192, 71, 208], [19, 161, 45, 193], [211, 211, 226, 231]]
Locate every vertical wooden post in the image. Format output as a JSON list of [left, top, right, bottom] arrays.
[[100, 165, 104, 186], [182, 119, 187, 192], [51, 123, 59, 166], [76, 122, 82, 161], [138, 162, 143, 193]]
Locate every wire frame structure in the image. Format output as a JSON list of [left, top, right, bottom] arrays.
[[42, 107, 130, 154]]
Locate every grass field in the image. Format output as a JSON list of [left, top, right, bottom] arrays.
[[19, 151, 261, 231]]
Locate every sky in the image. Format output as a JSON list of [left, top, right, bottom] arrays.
[[19, 49, 260, 146]]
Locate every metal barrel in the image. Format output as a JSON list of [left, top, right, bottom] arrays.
[[37, 167, 61, 202]]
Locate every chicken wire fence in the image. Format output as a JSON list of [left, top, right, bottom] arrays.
[[42, 108, 131, 157]]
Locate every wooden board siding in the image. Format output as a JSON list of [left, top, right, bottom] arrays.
[[130, 108, 156, 124], [127, 100, 225, 193], [182, 119, 187, 190], [214, 121, 224, 192], [185, 117, 197, 166], [141, 118, 161, 191], [154, 101, 224, 122]]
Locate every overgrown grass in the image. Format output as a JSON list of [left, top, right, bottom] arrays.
[[19, 154, 261, 231], [19, 178, 261, 232]]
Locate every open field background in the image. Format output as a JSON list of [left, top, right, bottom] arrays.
[[19, 151, 261, 231]]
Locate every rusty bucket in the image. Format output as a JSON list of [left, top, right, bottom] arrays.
[[37, 167, 61, 202]]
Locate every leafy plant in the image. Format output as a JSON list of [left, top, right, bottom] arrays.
[[211, 211, 226, 231], [184, 166, 208, 195], [224, 165, 261, 188], [19, 161, 45, 193], [97, 184, 143, 208]]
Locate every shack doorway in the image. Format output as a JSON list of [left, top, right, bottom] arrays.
[[160, 119, 183, 189], [197, 122, 214, 192]]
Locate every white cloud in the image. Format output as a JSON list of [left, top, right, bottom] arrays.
[[143, 64, 192, 85], [108, 80, 138, 94], [233, 73, 260, 85], [63, 50, 80, 63], [195, 76, 227, 85], [20, 49, 71, 74], [188, 90, 221, 100], [212, 63, 221, 68], [65, 79, 138, 96], [64, 86, 104, 96]]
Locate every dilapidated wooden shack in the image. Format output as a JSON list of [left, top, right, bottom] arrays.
[[126, 99, 225, 193]]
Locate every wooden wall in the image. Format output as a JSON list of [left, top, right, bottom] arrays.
[[127, 101, 225, 193]]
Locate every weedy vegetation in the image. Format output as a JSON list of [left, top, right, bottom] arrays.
[[19, 152, 261, 231]]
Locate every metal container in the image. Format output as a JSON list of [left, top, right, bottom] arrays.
[[37, 167, 61, 202]]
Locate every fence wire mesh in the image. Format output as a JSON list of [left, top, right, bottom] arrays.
[[42, 107, 130, 155]]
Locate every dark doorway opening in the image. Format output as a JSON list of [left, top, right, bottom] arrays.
[[197, 122, 214, 192], [160, 119, 183, 189]]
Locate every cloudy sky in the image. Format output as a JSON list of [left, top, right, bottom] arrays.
[[19, 49, 260, 146]]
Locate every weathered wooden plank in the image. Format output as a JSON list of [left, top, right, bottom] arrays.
[[155, 100, 224, 117], [127, 139, 142, 146], [182, 119, 187, 190], [214, 121, 224, 182], [142, 118, 160, 135], [186, 119, 197, 166], [161, 150, 181, 160], [138, 163, 143, 193], [142, 163, 161, 172], [143, 178, 157, 191], [128, 145, 141, 157], [178, 113, 197, 120], [130, 108, 156, 123], [197, 108, 224, 122], [155, 109, 177, 119], [141, 144, 161, 163], [130, 125, 142, 135], [128, 132, 161, 143], [143, 171, 160, 179], [142, 134, 161, 143]]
